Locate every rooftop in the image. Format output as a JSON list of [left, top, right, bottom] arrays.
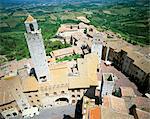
[[103, 95, 128, 114], [25, 15, 35, 23], [77, 16, 90, 24], [89, 107, 101, 119], [104, 39, 150, 73], [136, 108, 150, 119], [50, 46, 82, 58], [101, 106, 134, 119], [120, 87, 136, 97]]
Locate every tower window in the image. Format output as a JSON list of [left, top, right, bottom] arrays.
[[29, 24, 34, 31], [61, 91, 65, 94], [40, 76, 46, 79]]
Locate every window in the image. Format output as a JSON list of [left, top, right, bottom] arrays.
[[35, 95, 38, 97], [40, 76, 47, 82], [72, 90, 75, 92], [29, 24, 34, 31], [45, 93, 49, 96], [54, 92, 57, 95], [37, 100, 40, 102], [72, 95, 75, 98], [61, 91, 65, 94], [33, 105, 36, 107], [29, 95, 31, 98], [6, 114, 11, 117], [72, 100, 75, 103], [40, 76, 46, 79], [77, 95, 80, 97], [12, 112, 17, 116], [77, 89, 80, 92], [31, 101, 33, 103]]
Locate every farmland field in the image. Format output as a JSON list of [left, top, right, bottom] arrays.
[[0, 1, 149, 63]]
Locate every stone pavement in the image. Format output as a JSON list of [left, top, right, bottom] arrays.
[[37, 105, 75, 119], [11, 105, 75, 119], [99, 60, 142, 96]]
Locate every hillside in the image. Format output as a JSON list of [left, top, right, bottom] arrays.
[[0, 1, 149, 63]]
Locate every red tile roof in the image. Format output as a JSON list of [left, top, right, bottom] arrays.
[[89, 107, 101, 119]]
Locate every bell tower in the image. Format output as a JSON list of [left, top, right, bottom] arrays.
[[24, 15, 50, 82]]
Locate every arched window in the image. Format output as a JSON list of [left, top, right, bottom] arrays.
[[55, 98, 69, 103], [29, 24, 34, 31]]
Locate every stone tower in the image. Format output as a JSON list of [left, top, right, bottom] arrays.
[[24, 15, 50, 82], [91, 33, 103, 64]]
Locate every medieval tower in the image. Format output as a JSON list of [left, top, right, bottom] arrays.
[[24, 15, 50, 82], [91, 33, 103, 64]]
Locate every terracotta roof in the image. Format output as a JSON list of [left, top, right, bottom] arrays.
[[0, 79, 15, 105], [72, 31, 88, 41], [101, 106, 134, 119], [89, 107, 101, 119], [136, 108, 150, 119], [105, 39, 150, 73], [132, 96, 150, 112], [25, 15, 35, 23], [0, 76, 21, 105], [120, 87, 136, 97], [57, 24, 78, 33], [50, 46, 82, 58], [123, 46, 150, 73], [103, 95, 128, 114], [22, 76, 38, 92]]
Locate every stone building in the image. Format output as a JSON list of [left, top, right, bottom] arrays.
[[50, 46, 83, 59], [102, 40, 150, 93], [0, 15, 100, 118], [0, 52, 99, 118]]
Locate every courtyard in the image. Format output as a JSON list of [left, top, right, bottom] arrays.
[[99, 60, 142, 96]]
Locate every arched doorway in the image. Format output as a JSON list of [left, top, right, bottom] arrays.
[[55, 98, 69, 106]]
